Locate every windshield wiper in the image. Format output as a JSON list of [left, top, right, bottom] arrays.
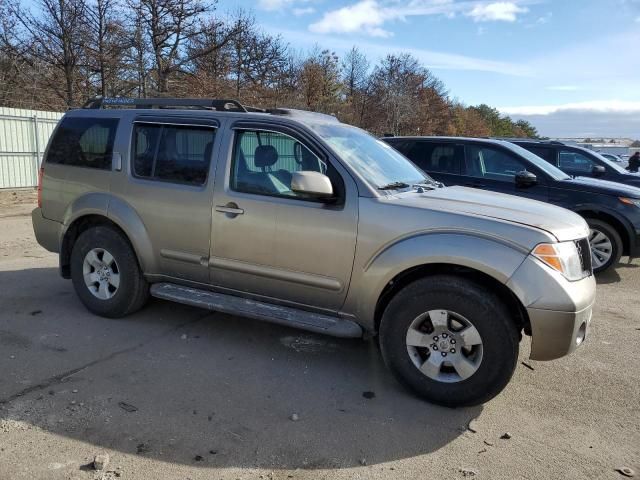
[[378, 181, 410, 190], [413, 179, 443, 189]]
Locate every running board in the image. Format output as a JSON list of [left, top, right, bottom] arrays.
[[150, 283, 363, 338]]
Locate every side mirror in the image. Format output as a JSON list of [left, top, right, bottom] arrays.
[[592, 165, 606, 176], [291, 171, 334, 198], [515, 170, 537, 187]]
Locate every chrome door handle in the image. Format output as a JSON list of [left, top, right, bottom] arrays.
[[215, 203, 244, 216]]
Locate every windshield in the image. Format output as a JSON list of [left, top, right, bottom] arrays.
[[501, 142, 571, 180], [310, 123, 429, 189], [580, 148, 630, 174]]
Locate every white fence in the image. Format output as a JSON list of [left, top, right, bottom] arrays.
[[0, 107, 63, 188]]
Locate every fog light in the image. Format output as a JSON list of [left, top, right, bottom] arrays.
[[576, 322, 587, 346]]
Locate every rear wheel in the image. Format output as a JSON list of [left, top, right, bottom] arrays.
[[586, 219, 622, 273], [379, 275, 519, 407], [70, 226, 149, 318]]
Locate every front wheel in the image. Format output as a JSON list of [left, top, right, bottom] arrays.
[[379, 275, 519, 407], [586, 219, 623, 274]]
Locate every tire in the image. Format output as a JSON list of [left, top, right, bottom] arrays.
[[379, 275, 519, 407], [586, 219, 623, 274], [70, 226, 149, 318]]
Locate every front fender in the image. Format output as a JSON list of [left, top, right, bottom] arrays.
[[347, 232, 528, 330]]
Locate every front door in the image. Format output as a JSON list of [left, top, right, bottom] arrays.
[[210, 126, 358, 312], [461, 143, 549, 201], [558, 149, 600, 178]]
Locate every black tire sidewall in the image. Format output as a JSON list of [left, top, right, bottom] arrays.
[[70, 226, 144, 318], [587, 219, 623, 273], [379, 275, 519, 407]]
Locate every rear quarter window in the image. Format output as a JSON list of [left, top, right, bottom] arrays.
[[46, 117, 119, 170]]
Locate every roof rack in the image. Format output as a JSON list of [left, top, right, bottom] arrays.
[[81, 97, 340, 123], [82, 97, 265, 112]]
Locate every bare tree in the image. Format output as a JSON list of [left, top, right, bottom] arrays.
[[14, 0, 88, 107], [85, 0, 133, 97]]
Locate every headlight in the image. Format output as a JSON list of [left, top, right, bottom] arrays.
[[620, 197, 640, 208], [532, 241, 585, 281]]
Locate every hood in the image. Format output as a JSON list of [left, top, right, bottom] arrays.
[[391, 186, 589, 242], [560, 176, 640, 197]]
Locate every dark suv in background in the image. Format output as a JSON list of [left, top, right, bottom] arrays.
[[510, 139, 640, 187], [383, 136, 640, 273]]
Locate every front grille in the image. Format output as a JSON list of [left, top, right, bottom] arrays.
[[575, 238, 592, 275]]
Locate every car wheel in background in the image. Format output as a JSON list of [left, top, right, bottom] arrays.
[[586, 219, 623, 274]]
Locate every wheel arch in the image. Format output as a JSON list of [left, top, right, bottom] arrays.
[[60, 195, 155, 278], [373, 263, 530, 337], [575, 207, 631, 255], [347, 232, 533, 333]]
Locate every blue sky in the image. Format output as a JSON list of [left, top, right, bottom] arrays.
[[232, 0, 640, 138]]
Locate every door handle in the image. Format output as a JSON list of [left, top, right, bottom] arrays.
[[215, 203, 244, 217]]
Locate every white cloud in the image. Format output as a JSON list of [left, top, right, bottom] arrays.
[[293, 7, 315, 16], [500, 100, 640, 116], [258, 0, 291, 10], [258, 0, 313, 11], [466, 2, 528, 22], [309, 0, 394, 37], [268, 26, 531, 75], [309, 0, 532, 38], [546, 85, 580, 91]]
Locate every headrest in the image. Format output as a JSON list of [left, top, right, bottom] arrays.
[[254, 145, 278, 168]]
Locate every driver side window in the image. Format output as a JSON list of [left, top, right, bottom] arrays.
[[465, 145, 528, 182], [231, 130, 328, 198]]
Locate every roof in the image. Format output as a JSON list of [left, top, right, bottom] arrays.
[[383, 135, 521, 145]]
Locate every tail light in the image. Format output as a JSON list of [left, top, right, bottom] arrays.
[[37, 167, 44, 208]]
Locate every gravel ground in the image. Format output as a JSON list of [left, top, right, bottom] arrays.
[[0, 190, 638, 480]]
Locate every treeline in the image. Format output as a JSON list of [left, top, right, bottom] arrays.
[[0, 0, 538, 138]]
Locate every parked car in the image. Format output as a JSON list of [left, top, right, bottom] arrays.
[[510, 139, 640, 187], [382, 136, 640, 273], [598, 152, 626, 165], [33, 98, 595, 407]]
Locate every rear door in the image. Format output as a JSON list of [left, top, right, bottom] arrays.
[[209, 124, 358, 312], [461, 143, 549, 201], [393, 139, 463, 186], [110, 116, 218, 283]]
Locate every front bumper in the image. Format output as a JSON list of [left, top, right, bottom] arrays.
[[506, 255, 596, 361], [527, 303, 592, 361]]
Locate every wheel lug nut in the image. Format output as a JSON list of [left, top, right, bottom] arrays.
[[450, 348, 456, 353], [450, 339, 456, 344], [441, 352, 447, 357], [442, 333, 448, 338], [433, 346, 438, 351], [433, 336, 439, 341]]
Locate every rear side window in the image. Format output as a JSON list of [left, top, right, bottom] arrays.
[[403, 141, 461, 174], [47, 117, 118, 170], [132, 123, 215, 185], [526, 146, 556, 165]]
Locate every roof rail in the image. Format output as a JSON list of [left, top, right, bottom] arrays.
[[266, 107, 339, 123], [491, 137, 564, 145], [82, 97, 260, 112]]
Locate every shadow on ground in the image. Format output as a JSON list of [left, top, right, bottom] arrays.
[[0, 267, 480, 470]]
